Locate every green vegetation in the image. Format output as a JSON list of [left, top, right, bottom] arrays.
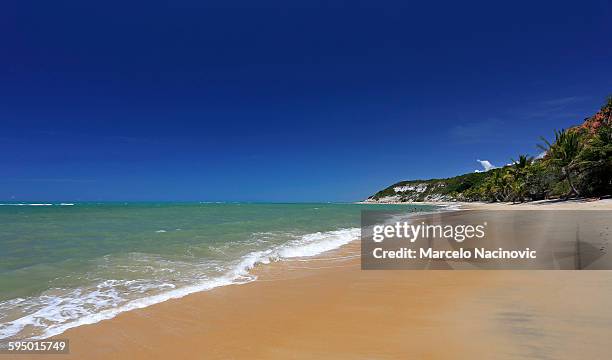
[[369, 97, 612, 203]]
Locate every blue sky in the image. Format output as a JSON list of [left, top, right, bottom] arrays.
[[1, 0, 611, 202]]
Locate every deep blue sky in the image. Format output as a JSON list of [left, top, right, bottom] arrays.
[[1, 1, 611, 202]]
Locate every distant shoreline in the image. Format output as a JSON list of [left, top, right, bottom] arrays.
[[357, 197, 612, 210]]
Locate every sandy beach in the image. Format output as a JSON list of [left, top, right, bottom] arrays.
[[5, 1, 611, 358], [6, 200, 612, 359]]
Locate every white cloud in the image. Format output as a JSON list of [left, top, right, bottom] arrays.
[[536, 151, 546, 159], [476, 159, 497, 172]]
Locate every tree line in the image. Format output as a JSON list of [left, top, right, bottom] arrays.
[[462, 96, 612, 202]]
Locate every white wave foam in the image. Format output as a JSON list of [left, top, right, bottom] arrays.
[[0, 227, 361, 341], [0, 203, 75, 206], [0, 203, 53, 206], [277, 228, 360, 258], [441, 203, 463, 211]]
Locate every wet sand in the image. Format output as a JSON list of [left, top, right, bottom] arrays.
[[6, 200, 612, 359]]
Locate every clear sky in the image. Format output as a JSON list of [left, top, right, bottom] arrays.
[[1, 0, 611, 202]]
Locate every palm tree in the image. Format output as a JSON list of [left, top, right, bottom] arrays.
[[538, 129, 582, 198], [488, 170, 505, 202], [513, 155, 532, 170], [507, 155, 533, 202], [486, 169, 514, 202], [524, 160, 550, 200], [509, 154, 532, 179], [509, 180, 527, 203]]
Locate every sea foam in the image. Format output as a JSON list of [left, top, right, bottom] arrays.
[[0, 227, 361, 340]]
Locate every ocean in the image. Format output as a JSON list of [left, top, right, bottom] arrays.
[[0, 202, 436, 340]]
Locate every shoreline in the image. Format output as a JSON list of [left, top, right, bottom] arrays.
[[358, 198, 612, 210], [6, 199, 612, 359]]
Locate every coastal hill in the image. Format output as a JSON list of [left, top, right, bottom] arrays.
[[364, 173, 488, 203], [365, 97, 612, 203]]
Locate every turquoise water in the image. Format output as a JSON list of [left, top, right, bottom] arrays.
[[0, 202, 436, 340]]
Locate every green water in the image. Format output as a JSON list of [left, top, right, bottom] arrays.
[[0, 202, 435, 339]]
